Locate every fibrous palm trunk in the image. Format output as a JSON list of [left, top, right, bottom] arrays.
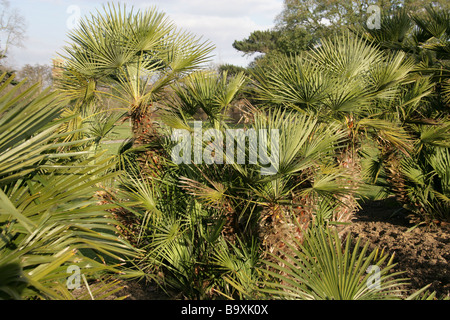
[[381, 145, 409, 204], [130, 105, 164, 179], [335, 146, 361, 225]]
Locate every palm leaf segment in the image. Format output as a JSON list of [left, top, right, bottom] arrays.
[[57, 3, 214, 113], [0, 74, 137, 299], [260, 226, 408, 300]]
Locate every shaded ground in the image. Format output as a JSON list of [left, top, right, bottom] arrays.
[[113, 198, 450, 300], [116, 280, 170, 300], [342, 198, 450, 298]]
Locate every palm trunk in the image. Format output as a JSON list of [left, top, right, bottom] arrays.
[[107, 105, 164, 245], [382, 146, 409, 205], [130, 105, 163, 179], [335, 146, 361, 224]]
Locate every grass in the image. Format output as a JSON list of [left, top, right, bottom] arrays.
[[109, 121, 132, 140], [98, 121, 132, 156]]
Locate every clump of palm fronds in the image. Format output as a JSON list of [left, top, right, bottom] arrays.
[[0, 73, 138, 300]]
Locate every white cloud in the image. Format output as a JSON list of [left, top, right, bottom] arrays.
[[158, 0, 283, 66], [142, 0, 282, 19], [9, 0, 284, 68], [168, 12, 273, 66]]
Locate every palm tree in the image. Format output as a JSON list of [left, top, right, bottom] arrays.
[[259, 226, 409, 300], [231, 225, 438, 300], [0, 73, 138, 299], [251, 33, 421, 227], [354, 6, 450, 221], [56, 2, 214, 176], [113, 64, 359, 297], [111, 70, 250, 299], [236, 108, 355, 259], [159, 74, 357, 260]]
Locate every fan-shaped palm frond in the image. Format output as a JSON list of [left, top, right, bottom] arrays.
[[259, 226, 408, 300], [253, 33, 415, 120], [252, 54, 330, 110], [412, 6, 450, 58], [310, 32, 383, 80], [165, 70, 247, 125], [400, 146, 450, 220], [58, 2, 214, 110], [353, 8, 415, 51], [0, 73, 137, 300]]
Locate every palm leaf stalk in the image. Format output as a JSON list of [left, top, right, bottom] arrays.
[[259, 226, 409, 300], [56, 2, 215, 179], [0, 73, 138, 299], [354, 6, 450, 221]]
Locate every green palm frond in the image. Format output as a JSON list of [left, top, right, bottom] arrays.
[[252, 109, 346, 177], [259, 226, 408, 300], [58, 2, 214, 109], [354, 8, 415, 51], [418, 122, 450, 148], [310, 32, 383, 80], [0, 73, 137, 300], [0, 153, 138, 299], [367, 51, 415, 99], [253, 33, 414, 119], [0, 75, 78, 184], [400, 145, 450, 219], [167, 70, 246, 124], [357, 118, 413, 155], [0, 263, 28, 300], [442, 78, 450, 104], [412, 6, 450, 40], [252, 54, 330, 110], [179, 176, 228, 210], [242, 109, 350, 205], [212, 237, 261, 299], [412, 6, 450, 58]]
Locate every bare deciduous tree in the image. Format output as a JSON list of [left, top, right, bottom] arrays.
[[17, 63, 53, 90], [0, 0, 27, 57]]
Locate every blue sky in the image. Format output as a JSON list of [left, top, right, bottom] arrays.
[[6, 0, 283, 69]]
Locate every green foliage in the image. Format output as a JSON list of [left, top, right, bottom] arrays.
[[117, 70, 364, 298], [233, 28, 314, 57], [86, 111, 126, 145], [14, 1, 445, 301], [0, 73, 137, 299], [354, 6, 450, 221], [218, 64, 249, 77], [212, 226, 438, 300], [400, 146, 450, 220], [164, 70, 247, 126], [253, 33, 416, 116], [276, 0, 449, 39], [232, 0, 449, 69], [57, 2, 214, 115], [252, 33, 416, 161], [117, 171, 224, 299], [0, 263, 27, 299], [259, 226, 408, 300], [233, 30, 281, 55], [212, 237, 261, 299]]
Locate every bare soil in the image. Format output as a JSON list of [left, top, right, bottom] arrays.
[[342, 198, 450, 298], [113, 198, 450, 300], [116, 280, 170, 300]]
